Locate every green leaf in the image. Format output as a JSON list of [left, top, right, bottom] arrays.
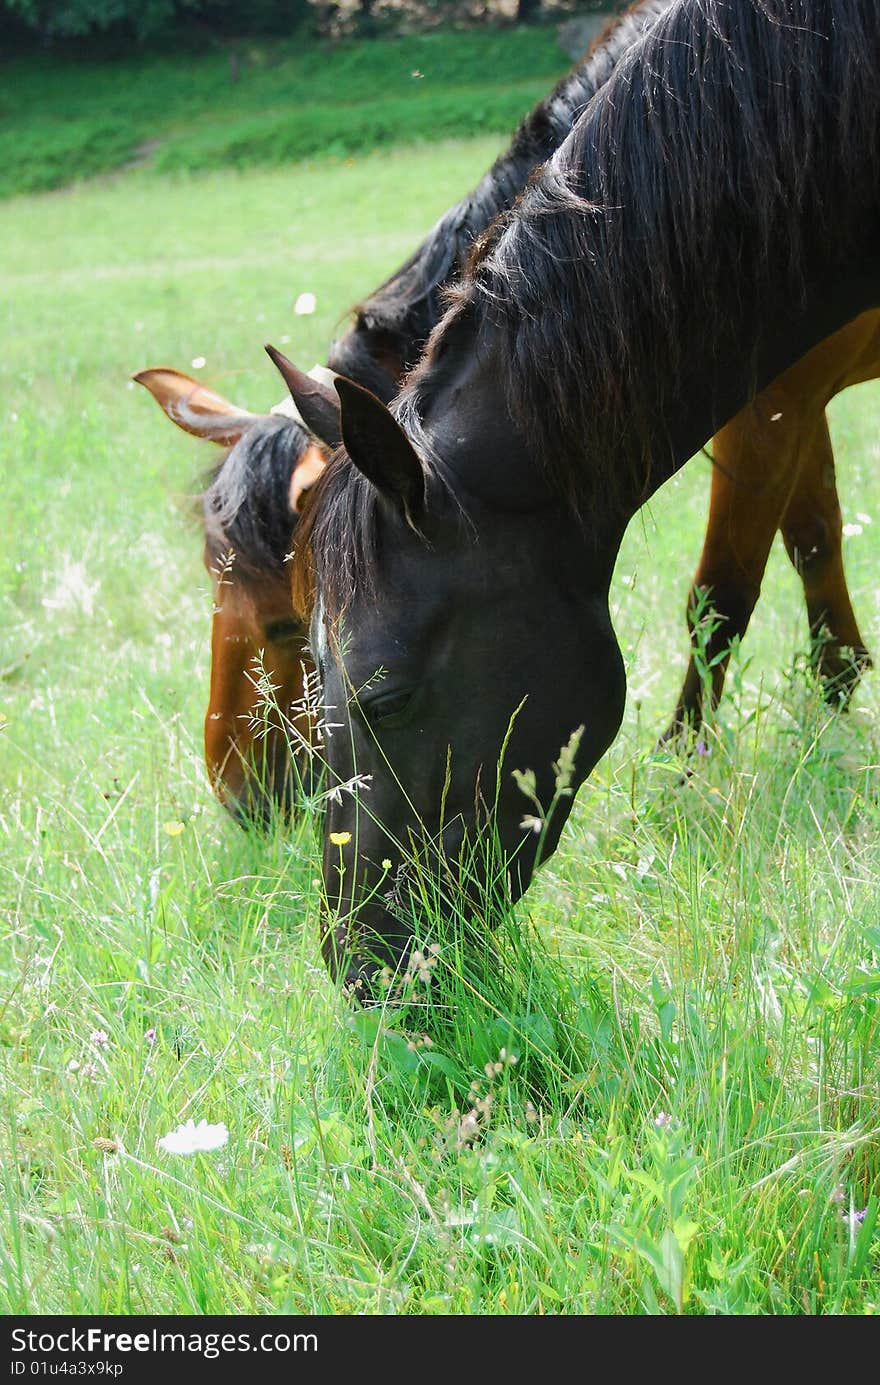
[[672, 1216, 700, 1253], [418, 1049, 465, 1084], [657, 1227, 684, 1309]]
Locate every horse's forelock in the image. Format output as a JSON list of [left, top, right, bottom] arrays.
[[290, 413, 457, 624], [200, 413, 311, 586]]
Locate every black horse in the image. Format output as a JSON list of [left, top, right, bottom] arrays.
[[291, 0, 880, 983], [138, 0, 672, 825]]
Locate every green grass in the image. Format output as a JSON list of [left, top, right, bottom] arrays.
[[2, 141, 880, 1315], [0, 26, 571, 198]]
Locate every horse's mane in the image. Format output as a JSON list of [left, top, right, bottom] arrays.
[[453, 0, 880, 516], [328, 0, 673, 395], [200, 414, 311, 586], [298, 0, 880, 619], [290, 446, 373, 620]]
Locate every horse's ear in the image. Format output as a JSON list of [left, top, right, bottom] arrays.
[[336, 376, 425, 525], [265, 344, 342, 447], [289, 444, 326, 515], [133, 367, 257, 447]]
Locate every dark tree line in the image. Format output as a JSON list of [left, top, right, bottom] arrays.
[[2, 0, 309, 40], [1, 0, 608, 44]]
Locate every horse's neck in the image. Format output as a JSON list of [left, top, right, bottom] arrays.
[[455, 0, 880, 537], [417, 322, 550, 511], [421, 253, 880, 559]]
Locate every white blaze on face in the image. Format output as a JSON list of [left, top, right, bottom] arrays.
[[311, 591, 329, 672]]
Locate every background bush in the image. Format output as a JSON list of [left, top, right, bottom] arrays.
[[0, 25, 576, 196], [0, 0, 619, 44]]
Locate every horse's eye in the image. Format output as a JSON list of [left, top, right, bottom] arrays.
[[360, 688, 414, 728]]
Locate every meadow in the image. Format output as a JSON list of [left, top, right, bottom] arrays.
[[2, 121, 880, 1312]]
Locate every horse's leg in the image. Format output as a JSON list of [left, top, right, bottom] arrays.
[[779, 413, 871, 704], [660, 406, 800, 744], [661, 311, 880, 744]]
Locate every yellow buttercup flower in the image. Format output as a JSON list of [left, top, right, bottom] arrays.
[[163, 821, 186, 837], [329, 831, 352, 847]]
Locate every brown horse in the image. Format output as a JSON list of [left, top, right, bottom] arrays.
[[663, 312, 877, 740], [134, 367, 325, 825]]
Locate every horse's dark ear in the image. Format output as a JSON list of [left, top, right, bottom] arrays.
[[265, 345, 342, 447], [336, 376, 425, 525]]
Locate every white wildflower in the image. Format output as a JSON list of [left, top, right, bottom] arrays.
[[157, 1118, 229, 1155]]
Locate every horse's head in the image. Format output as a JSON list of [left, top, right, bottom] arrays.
[[134, 367, 327, 827], [293, 370, 627, 988]]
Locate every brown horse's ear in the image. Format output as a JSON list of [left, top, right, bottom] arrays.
[[133, 367, 257, 447], [336, 376, 425, 525], [265, 344, 342, 447], [289, 444, 327, 514]]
